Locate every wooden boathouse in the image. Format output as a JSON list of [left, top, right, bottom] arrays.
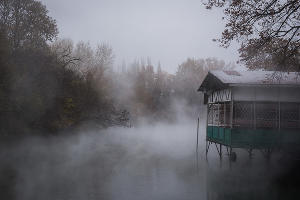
[[198, 70, 300, 160]]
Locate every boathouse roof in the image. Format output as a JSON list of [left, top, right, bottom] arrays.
[[198, 70, 300, 92]]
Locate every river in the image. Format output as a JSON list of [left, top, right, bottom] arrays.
[[0, 120, 298, 200]]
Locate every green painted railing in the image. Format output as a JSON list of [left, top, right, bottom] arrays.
[[207, 126, 300, 148]]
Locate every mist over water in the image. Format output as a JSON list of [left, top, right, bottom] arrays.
[[1, 0, 299, 199], [1, 106, 296, 200], [0, 118, 207, 200]]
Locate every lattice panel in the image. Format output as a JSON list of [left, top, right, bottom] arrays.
[[212, 104, 220, 125], [281, 103, 300, 129], [207, 105, 213, 125], [256, 103, 278, 128], [234, 102, 253, 127], [209, 102, 300, 129], [208, 103, 231, 127]]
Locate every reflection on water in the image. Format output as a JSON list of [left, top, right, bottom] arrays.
[[0, 121, 299, 200]]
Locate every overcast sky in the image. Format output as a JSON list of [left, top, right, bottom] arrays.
[[41, 0, 239, 73]]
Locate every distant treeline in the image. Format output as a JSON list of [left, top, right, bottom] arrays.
[[0, 0, 234, 135]]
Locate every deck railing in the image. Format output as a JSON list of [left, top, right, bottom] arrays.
[[208, 102, 300, 130]]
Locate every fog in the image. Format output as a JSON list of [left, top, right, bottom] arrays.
[[0, 103, 296, 200], [40, 0, 239, 73], [1, 0, 299, 199], [1, 105, 207, 200]]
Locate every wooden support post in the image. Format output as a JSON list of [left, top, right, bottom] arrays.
[[196, 117, 199, 153], [248, 148, 253, 159], [205, 141, 209, 161], [229, 147, 232, 169], [220, 144, 222, 160], [226, 146, 229, 155], [206, 141, 208, 157], [206, 141, 211, 155], [196, 117, 199, 169]]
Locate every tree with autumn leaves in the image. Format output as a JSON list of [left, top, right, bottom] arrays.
[[204, 0, 300, 71]]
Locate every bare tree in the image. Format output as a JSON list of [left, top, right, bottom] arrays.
[[204, 0, 300, 71], [95, 43, 114, 70], [50, 39, 81, 70]]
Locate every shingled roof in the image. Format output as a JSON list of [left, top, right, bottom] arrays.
[[198, 70, 300, 92]]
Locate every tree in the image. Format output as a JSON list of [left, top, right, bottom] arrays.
[[0, 1, 130, 134], [174, 58, 226, 104], [204, 0, 300, 71], [50, 38, 80, 70], [0, 0, 58, 49]]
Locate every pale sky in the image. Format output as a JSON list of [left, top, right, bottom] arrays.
[[41, 0, 240, 73]]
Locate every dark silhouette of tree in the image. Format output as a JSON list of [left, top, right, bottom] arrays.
[[0, 0, 58, 49], [204, 0, 300, 71], [0, 1, 129, 135]]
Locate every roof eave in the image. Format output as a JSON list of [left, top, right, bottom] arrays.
[[198, 71, 228, 92]]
